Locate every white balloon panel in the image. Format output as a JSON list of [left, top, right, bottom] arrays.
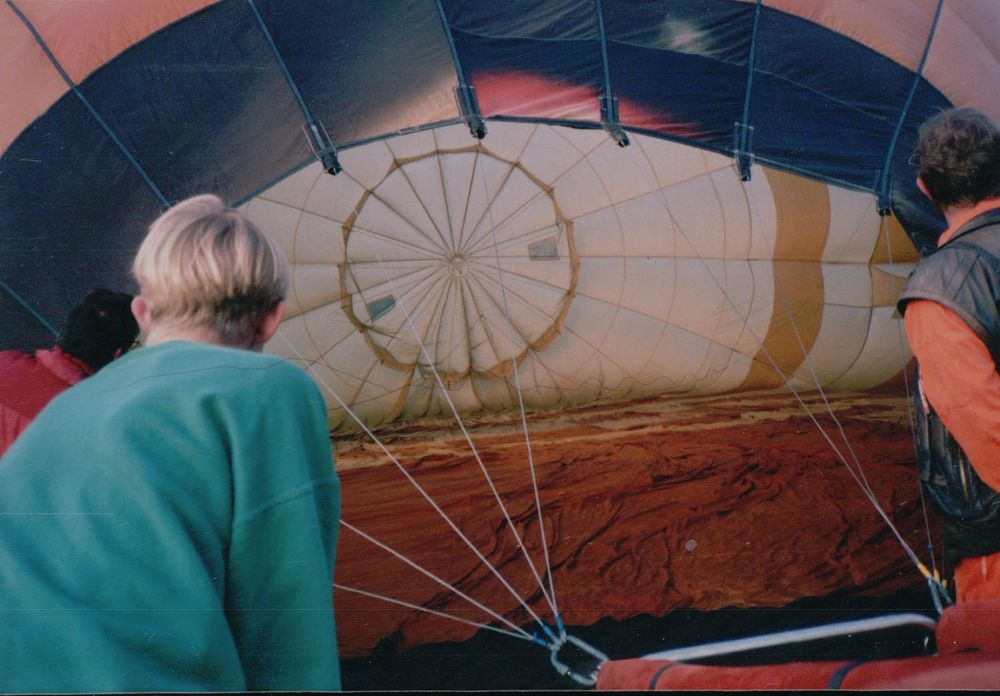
[[252, 122, 912, 431]]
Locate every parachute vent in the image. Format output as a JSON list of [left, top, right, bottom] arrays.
[[528, 237, 558, 260], [366, 295, 396, 322]]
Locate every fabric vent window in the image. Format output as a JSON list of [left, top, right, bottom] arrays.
[[529, 237, 558, 260], [366, 296, 396, 322]]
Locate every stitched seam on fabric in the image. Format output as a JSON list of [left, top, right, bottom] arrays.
[[233, 477, 338, 528], [899, 290, 989, 343]]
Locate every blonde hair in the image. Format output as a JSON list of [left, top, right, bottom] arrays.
[[132, 194, 287, 343]]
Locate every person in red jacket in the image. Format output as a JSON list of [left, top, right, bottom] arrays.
[[0, 288, 138, 456], [897, 108, 1000, 601]]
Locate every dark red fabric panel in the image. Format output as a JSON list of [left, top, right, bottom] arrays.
[[598, 652, 1000, 690], [936, 598, 1000, 654], [842, 652, 1000, 689], [596, 658, 847, 690], [595, 658, 671, 691]]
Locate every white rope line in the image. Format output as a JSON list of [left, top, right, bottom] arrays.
[[731, 175, 927, 559], [290, 126, 942, 652], [333, 582, 534, 643], [683, 155, 908, 549], [354, 222, 560, 618], [733, 174, 877, 502], [339, 520, 535, 640], [359, 181, 450, 256], [394, 152, 459, 254], [275, 333, 553, 634], [475, 149, 562, 624], [460, 133, 608, 259], [458, 150, 523, 257], [878, 213, 941, 576], [766, 250, 880, 502], [734, 171, 927, 569], [630, 142, 927, 570]]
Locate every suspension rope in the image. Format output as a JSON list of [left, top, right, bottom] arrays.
[[340, 520, 537, 641], [629, 142, 931, 576], [746, 171, 945, 590], [0, 279, 58, 337], [377, 131, 919, 577], [737, 175, 943, 594], [731, 170, 884, 479], [5, 0, 169, 208], [352, 223, 560, 619], [276, 333, 557, 639], [876, 0, 944, 209], [754, 212, 881, 505], [878, 212, 943, 580], [734, 171, 938, 581], [474, 147, 563, 627], [290, 123, 949, 667], [333, 582, 538, 643]]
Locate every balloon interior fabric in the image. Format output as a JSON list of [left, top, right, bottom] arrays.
[[4, 0, 1000, 681], [3, 0, 982, 363], [252, 122, 918, 428]]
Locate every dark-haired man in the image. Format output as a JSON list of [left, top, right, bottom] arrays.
[[0, 288, 138, 456], [898, 107, 1000, 601]]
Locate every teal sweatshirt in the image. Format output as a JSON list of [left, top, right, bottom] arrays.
[[0, 341, 340, 692]]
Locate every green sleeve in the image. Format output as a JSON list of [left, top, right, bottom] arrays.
[[224, 370, 341, 691]]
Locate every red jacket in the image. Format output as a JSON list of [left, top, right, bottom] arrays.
[[903, 199, 1000, 601], [0, 348, 92, 457]]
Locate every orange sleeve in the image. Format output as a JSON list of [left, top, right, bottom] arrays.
[[904, 299, 1000, 492]]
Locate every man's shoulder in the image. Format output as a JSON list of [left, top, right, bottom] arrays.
[[0, 349, 36, 371], [200, 344, 310, 381], [0, 349, 73, 396], [899, 242, 985, 315], [906, 243, 978, 284], [131, 342, 317, 394]]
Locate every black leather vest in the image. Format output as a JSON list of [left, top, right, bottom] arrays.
[[898, 209, 1000, 562]]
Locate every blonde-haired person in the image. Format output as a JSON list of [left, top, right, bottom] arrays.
[[0, 194, 341, 692], [130, 193, 288, 348]]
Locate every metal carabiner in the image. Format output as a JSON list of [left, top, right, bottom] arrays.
[[548, 632, 609, 687]]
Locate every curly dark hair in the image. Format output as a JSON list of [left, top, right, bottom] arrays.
[[914, 108, 1000, 208], [57, 288, 139, 371]]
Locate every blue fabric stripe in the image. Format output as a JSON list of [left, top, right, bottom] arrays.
[[878, 0, 945, 203], [0, 279, 58, 337], [595, 0, 613, 100], [246, 0, 316, 126], [5, 1, 168, 208], [435, 0, 469, 88], [0, 0, 958, 350], [448, 0, 950, 248], [738, 0, 762, 154]]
